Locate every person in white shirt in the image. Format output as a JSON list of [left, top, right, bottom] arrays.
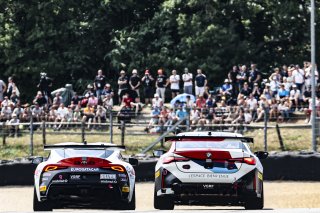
[[152, 93, 163, 109], [32, 103, 43, 122], [289, 84, 300, 111], [1, 105, 12, 121], [8, 113, 20, 137], [54, 103, 68, 130], [246, 94, 258, 119], [182, 68, 193, 94], [292, 65, 305, 92], [169, 69, 180, 99], [304, 63, 319, 88]]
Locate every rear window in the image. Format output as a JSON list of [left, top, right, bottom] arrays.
[[50, 149, 114, 159], [175, 141, 242, 149]]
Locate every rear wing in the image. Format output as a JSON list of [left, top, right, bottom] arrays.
[[44, 144, 126, 151], [165, 136, 254, 143]]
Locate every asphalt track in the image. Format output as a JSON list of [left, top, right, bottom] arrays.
[[1, 182, 320, 212]]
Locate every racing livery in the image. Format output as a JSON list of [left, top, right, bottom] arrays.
[[33, 142, 137, 211], [154, 132, 268, 210]]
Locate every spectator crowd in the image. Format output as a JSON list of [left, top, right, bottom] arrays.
[[0, 62, 320, 135]]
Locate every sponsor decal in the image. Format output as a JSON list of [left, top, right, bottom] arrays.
[[71, 168, 99, 172], [42, 178, 49, 181], [39, 185, 47, 192], [118, 174, 127, 178], [70, 175, 81, 180], [120, 178, 128, 182], [52, 179, 68, 183], [81, 157, 87, 165], [155, 170, 160, 178], [258, 172, 263, 180], [203, 184, 215, 189], [122, 186, 130, 193], [206, 152, 212, 158], [42, 173, 52, 177], [101, 180, 117, 184], [100, 174, 116, 180], [188, 173, 229, 179]]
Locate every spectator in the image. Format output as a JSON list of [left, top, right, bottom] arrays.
[[248, 63, 261, 88], [12, 104, 23, 120], [252, 82, 261, 100], [278, 99, 290, 122], [277, 83, 289, 100], [280, 65, 289, 79], [169, 69, 180, 98], [130, 97, 144, 116], [289, 84, 300, 111], [194, 69, 207, 97], [304, 63, 318, 89], [141, 69, 154, 106], [239, 82, 252, 99], [195, 95, 206, 109], [71, 92, 81, 106], [303, 85, 312, 108], [269, 76, 279, 97], [246, 94, 258, 120], [219, 79, 232, 102], [52, 92, 63, 109], [118, 70, 129, 104], [73, 106, 82, 123], [10, 91, 19, 105], [262, 83, 273, 103], [32, 103, 43, 122], [80, 94, 89, 108], [292, 65, 305, 93], [122, 92, 133, 108], [93, 69, 106, 100], [269, 98, 279, 120], [190, 108, 200, 128], [33, 91, 47, 107], [88, 93, 98, 107], [37, 72, 53, 104], [21, 106, 31, 122], [1, 96, 13, 108], [152, 93, 163, 109], [82, 104, 96, 129], [228, 65, 239, 97], [1, 105, 12, 121], [95, 105, 107, 129], [7, 76, 20, 98], [0, 78, 6, 101], [269, 67, 282, 82], [8, 113, 20, 137], [182, 68, 193, 95], [102, 93, 113, 111], [102, 83, 114, 98], [159, 106, 169, 126], [129, 69, 141, 98], [236, 65, 248, 90], [146, 107, 160, 132], [156, 69, 168, 101], [47, 107, 57, 123], [117, 105, 132, 124], [83, 84, 95, 97], [255, 95, 270, 122]]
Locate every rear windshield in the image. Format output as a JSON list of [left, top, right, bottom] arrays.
[[175, 141, 242, 149], [50, 149, 114, 159]]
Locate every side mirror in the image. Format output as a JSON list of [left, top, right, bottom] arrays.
[[129, 158, 139, 166], [254, 151, 269, 160], [153, 149, 165, 157], [32, 157, 44, 164]]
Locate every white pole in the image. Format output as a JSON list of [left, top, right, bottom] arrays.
[[310, 0, 317, 152]]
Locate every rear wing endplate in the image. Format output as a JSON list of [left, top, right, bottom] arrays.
[[165, 136, 254, 143]]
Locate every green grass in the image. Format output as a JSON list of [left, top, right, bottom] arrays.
[[0, 127, 315, 160]]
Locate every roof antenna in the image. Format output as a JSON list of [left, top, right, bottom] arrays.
[[208, 131, 212, 136]]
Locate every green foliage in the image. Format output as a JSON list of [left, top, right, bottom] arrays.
[[0, 0, 319, 101]]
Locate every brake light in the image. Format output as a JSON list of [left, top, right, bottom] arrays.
[[111, 166, 125, 172], [43, 165, 68, 172], [163, 157, 189, 164], [243, 157, 256, 165], [228, 157, 256, 165]]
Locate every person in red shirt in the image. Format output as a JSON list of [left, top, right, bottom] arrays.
[[122, 92, 133, 108], [196, 95, 206, 109]]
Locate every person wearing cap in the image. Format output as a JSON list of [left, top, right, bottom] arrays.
[[219, 79, 233, 98], [269, 75, 280, 98], [93, 69, 106, 100], [182, 68, 193, 94], [169, 69, 180, 99], [8, 113, 20, 137], [141, 69, 155, 106], [83, 84, 95, 97], [194, 69, 207, 97], [152, 93, 163, 109], [155, 69, 169, 101], [118, 70, 129, 104], [129, 69, 141, 98]]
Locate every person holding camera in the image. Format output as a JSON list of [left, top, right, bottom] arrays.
[[141, 70, 154, 106]]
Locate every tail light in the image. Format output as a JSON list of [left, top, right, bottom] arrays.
[[43, 164, 68, 172], [163, 156, 190, 164], [101, 165, 126, 173], [228, 157, 256, 165]]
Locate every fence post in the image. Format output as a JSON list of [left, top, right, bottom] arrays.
[[121, 121, 125, 146], [109, 111, 113, 144], [276, 124, 285, 151], [42, 121, 46, 145], [263, 105, 269, 152], [81, 121, 85, 144], [2, 122, 6, 145], [30, 115, 34, 156]]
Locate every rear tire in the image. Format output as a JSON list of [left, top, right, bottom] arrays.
[[154, 188, 174, 210], [117, 188, 136, 210], [244, 185, 264, 210], [33, 188, 53, 211]]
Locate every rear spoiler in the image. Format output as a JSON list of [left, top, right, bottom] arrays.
[[165, 136, 254, 143], [44, 144, 126, 150]]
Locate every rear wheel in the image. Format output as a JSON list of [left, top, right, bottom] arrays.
[[33, 188, 53, 211], [244, 184, 264, 210], [117, 188, 136, 210], [154, 188, 174, 210]]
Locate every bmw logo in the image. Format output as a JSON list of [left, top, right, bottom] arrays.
[[206, 152, 212, 158]]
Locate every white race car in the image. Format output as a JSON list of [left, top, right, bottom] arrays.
[[33, 142, 137, 211], [154, 131, 268, 210]]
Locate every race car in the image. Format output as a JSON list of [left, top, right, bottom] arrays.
[[154, 131, 268, 210], [33, 142, 137, 211]]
